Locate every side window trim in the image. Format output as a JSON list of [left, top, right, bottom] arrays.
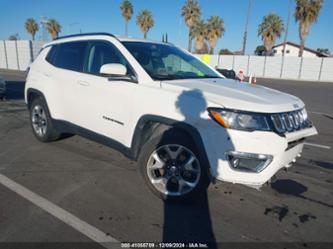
[[83, 40, 138, 83]]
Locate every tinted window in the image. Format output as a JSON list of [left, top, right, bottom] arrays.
[[53, 42, 87, 72], [45, 45, 58, 64], [85, 41, 133, 76]]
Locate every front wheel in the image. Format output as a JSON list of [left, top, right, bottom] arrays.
[[138, 129, 210, 201]]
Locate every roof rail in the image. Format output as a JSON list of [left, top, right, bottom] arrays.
[[54, 32, 116, 41]]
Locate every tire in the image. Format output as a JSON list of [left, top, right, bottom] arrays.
[[138, 128, 210, 201], [29, 97, 61, 142]]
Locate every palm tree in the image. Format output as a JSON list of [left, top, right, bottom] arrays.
[[317, 48, 330, 56], [295, 0, 323, 57], [120, 0, 133, 37], [181, 0, 201, 52], [136, 9, 154, 39], [25, 18, 39, 40], [8, 33, 20, 40], [46, 19, 61, 40], [258, 13, 285, 54], [207, 16, 225, 54], [254, 45, 267, 56], [191, 20, 208, 54]]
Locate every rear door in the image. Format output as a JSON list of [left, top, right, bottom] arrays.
[[47, 41, 89, 123]]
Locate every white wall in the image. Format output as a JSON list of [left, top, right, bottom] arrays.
[[282, 57, 302, 79], [196, 54, 333, 82], [248, 56, 265, 77], [300, 57, 321, 81], [264, 56, 282, 78], [5, 41, 19, 70], [320, 58, 333, 82], [16, 40, 31, 70], [0, 41, 7, 68], [0, 40, 45, 71], [218, 55, 233, 70]]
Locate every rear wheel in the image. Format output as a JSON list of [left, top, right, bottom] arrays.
[[138, 129, 210, 201], [29, 97, 61, 142]]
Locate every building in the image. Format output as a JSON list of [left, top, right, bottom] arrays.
[[272, 41, 327, 57]]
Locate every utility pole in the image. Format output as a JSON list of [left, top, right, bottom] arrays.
[[242, 0, 252, 55], [40, 16, 48, 41], [282, 0, 292, 56]]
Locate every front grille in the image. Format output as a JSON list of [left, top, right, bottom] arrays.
[[270, 109, 311, 134]]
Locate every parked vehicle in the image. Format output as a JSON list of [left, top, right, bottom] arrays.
[[0, 76, 6, 99], [215, 68, 237, 80], [25, 33, 317, 200]]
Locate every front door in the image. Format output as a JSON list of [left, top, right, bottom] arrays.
[[72, 40, 137, 145]]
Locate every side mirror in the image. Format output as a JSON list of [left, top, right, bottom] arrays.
[[100, 63, 127, 76], [99, 63, 137, 83]]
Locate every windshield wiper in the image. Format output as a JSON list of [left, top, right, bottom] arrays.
[[199, 76, 222, 79], [152, 75, 183, 80], [152, 75, 222, 81]]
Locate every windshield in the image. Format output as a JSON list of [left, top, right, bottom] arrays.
[[122, 41, 222, 81]]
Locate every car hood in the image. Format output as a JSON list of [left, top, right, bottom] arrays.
[[160, 78, 304, 113]]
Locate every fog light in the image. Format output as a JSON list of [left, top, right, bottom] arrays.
[[226, 151, 273, 173]]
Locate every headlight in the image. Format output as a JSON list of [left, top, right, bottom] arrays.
[[301, 108, 308, 121], [207, 108, 270, 131]]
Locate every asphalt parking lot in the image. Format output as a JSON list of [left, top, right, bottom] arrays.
[[0, 69, 332, 248]]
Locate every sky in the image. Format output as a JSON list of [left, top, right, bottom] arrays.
[[1, 0, 332, 55]]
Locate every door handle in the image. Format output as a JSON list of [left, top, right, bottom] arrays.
[[77, 80, 90, 86]]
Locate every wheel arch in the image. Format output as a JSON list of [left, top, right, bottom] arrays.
[[130, 115, 212, 177], [26, 88, 48, 110]]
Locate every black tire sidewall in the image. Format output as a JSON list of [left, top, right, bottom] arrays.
[[29, 97, 59, 142], [138, 129, 210, 201]]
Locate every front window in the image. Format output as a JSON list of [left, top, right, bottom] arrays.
[[122, 42, 222, 81], [85, 41, 134, 77]]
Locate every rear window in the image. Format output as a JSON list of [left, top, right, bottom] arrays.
[[45, 45, 57, 64], [51, 41, 87, 72]]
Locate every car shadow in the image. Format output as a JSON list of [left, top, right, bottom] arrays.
[[271, 179, 308, 196], [157, 89, 235, 247], [271, 179, 333, 209], [308, 159, 333, 170]]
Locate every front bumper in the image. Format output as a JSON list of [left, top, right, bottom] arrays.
[[200, 124, 317, 188]]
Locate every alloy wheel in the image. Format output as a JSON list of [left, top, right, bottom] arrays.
[[31, 105, 48, 137], [146, 144, 201, 196]]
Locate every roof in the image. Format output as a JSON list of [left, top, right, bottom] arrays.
[[273, 41, 327, 57], [45, 32, 170, 47], [54, 32, 116, 40], [117, 36, 167, 44]]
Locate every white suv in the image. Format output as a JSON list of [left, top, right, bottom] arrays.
[[25, 33, 317, 200]]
